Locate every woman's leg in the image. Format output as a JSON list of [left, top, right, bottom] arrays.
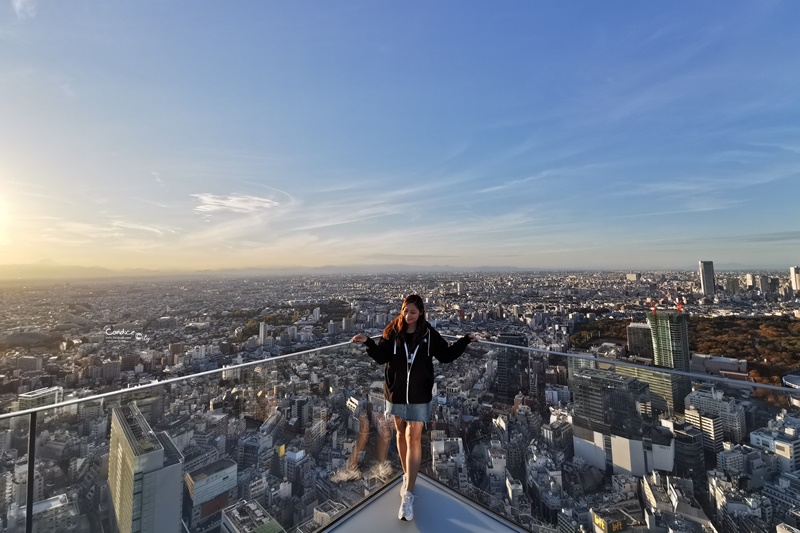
[[376, 413, 391, 464], [404, 421, 423, 493], [349, 412, 369, 469], [394, 417, 408, 474]]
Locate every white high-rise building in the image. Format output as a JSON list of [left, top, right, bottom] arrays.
[[685, 406, 723, 454], [699, 260, 716, 297], [791, 266, 800, 292], [751, 428, 800, 473], [109, 404, 184, 533], [685, 387, 747, 444]]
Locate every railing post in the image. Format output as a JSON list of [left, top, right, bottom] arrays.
[[26, 411, 36, 533]]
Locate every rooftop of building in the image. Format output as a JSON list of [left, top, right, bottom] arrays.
[[187, 457, 237, 481], [31, 493, 75, 515]]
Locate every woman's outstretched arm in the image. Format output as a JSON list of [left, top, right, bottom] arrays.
[[430, 330, 477, 363], [351, 334, 392, 364]]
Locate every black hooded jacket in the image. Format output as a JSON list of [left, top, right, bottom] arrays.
[[364, 322, 471, 404]]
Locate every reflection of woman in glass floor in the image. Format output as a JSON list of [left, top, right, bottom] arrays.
[[330, 394, 393, 482]]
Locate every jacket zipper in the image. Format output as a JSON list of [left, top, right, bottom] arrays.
[[405, 330, 429, 403], [406, 360, 412, 404]]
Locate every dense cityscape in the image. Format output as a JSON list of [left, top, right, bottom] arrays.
[[0, 264, 799, 533]]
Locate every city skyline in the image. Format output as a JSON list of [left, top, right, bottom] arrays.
[[2, 2, 799, 271]]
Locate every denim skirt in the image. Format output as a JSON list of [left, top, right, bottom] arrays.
[[386, 401, 432, 422]]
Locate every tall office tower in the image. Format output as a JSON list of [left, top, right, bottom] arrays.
[[109, 404, 184, 533], [529, 355, 548, 416], [791, 266, 800, 292], [495, 333, 528, 403], [699, 260, 716, 297], [662, 420, 705, 480], [626, 322, 653, 360], [571, 369, 666, 476], [685, 406, 723, 455], [642, 310, 691, 413], [572, 368, 649, 439], [685, 388, 747, 443], [649, 311, 690, 371], [754, 275, 770, 293], [725, 278, 740, 294]]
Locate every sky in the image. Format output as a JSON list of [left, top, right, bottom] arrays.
[[1, 1, 799, 272]]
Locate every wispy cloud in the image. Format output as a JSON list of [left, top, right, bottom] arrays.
[[110, 221, 174, 236], [38, 220, 121, 244], [11, 0, 36, 19], [192, 194, 281, 214], [478, 171, 551, 194]]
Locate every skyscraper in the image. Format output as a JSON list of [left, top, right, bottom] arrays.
[[571, 368, 650, 439], [626, 322, 653, 360], [661, 420, 705, 480], [791, 266, 800, 292], [685, 387, 747, 443], [648, 310, 690, 372], [628, 310, 692, 414], [495, 333, 528, 403], [109, 404, 184, 533], [570, 368, 667, 476], [699, 260, 715, 297]]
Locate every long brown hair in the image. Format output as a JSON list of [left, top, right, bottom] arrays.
[[383, 294, 427, 344]]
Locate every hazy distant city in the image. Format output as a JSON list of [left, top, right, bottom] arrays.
[[0, 265, 797, 532]]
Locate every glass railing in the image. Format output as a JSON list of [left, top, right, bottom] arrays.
[[1, 341, 404, 533], [420, 337, 797, 533], [1, 337, 798, 532]]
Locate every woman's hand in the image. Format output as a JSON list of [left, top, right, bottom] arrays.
[[351, 334, 368, 343], [467, 333, 479, 343]]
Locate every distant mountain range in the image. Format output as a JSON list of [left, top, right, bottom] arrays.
[[0, 261, 789, 282], [0, 262, 534, 281]]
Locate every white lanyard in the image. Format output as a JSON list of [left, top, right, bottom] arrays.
[[404, 341, 420, 366]]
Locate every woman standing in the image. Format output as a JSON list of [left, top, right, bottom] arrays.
[[351, 294, 475, 521]]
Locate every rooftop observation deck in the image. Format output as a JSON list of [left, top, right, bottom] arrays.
[[0, 338, 797, 533], [326, 474, 524, 532]]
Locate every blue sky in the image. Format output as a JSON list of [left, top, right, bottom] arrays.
[[1, 1, 799, 271]]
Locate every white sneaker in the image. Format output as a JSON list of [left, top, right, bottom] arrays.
[[330, 466, 361, 483], [367, 461, 394, 479], [400, 474, 407, 498], [377, 461, 393, 478], [398, 492, 414, 521]]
